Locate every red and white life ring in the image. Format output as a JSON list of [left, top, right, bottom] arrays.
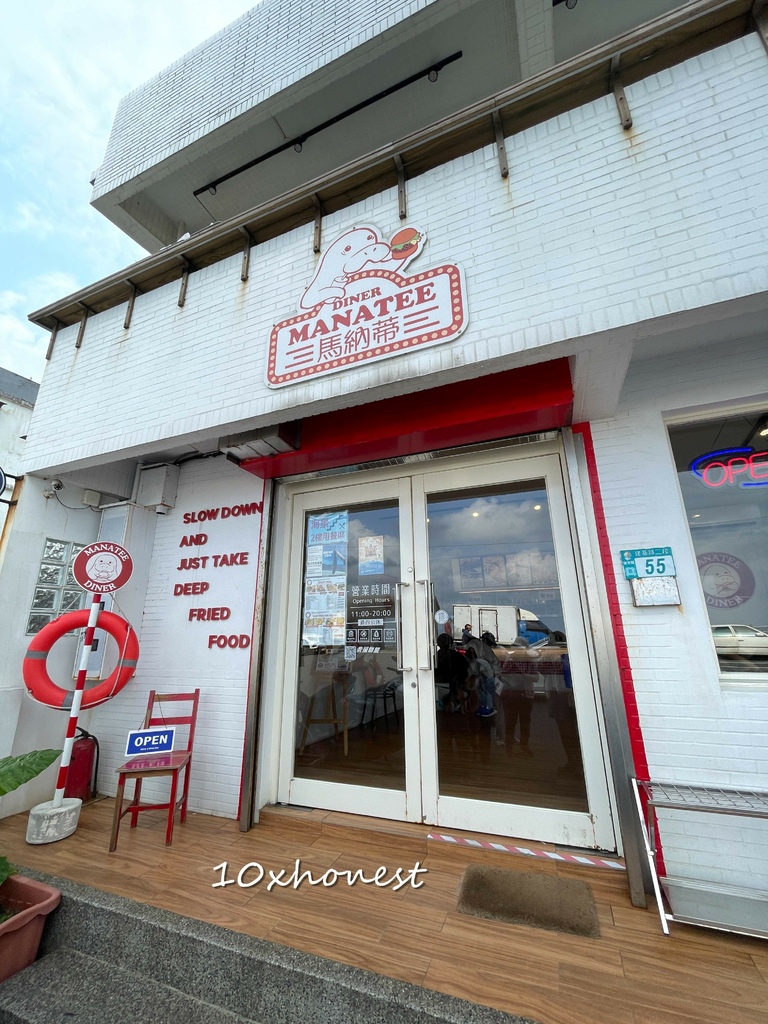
[[23, 609, 139, 710]]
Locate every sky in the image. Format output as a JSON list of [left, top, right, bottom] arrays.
[[0, 0, 260, 384]]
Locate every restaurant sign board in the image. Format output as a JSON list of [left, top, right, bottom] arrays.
[[267, 225, 467, 387]]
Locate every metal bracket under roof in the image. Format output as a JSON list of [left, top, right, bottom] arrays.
[[492, 112, 509, 179], [75, 304, 91, 350], [239, 227, 253, 282], [393, 154, 407, 220], [45, 319, 61, 361], [177, 256, 193, 308], [610, 55, 633, 130], [312, 195, 324, 254], [123, 281, 140, 330]]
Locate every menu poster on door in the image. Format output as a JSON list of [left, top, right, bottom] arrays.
[[482, 555, 507, 589], [303, 512, 348, 646], [458, 557, 484, 591], [359, 536, 384, 576], [505, 552, 533, 588], [454, 548, 560, 593]]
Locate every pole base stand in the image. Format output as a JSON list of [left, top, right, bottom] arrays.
[[26, 798, 82, 845]]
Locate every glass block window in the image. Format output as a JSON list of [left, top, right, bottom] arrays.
[[26, 539, 88, 634]]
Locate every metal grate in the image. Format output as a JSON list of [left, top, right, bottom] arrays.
[[637, 780, 768, 818]]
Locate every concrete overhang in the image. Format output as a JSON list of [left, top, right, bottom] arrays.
[[31, 0, 756, 337], [90, 0, 708, 252]]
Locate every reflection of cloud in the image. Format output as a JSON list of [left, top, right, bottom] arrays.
[[428, 493, 554, 550], [426, 491, 564, 631]]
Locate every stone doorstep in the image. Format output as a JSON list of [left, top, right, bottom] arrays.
[[7, 870, 539, 1024], [0, 949, 257, 1024]]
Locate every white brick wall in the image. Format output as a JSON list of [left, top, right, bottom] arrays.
[[591, 334, 768, 890], [514, 0, 553, 79], [93, 0, 439, 198], [29, 35, 768, 474], [89, 456, 264, 817]]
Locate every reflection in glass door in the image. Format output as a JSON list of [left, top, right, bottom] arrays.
[[425, 481, 587, 815], [293, 500, 407, 794], [277, 450, 615, 849]]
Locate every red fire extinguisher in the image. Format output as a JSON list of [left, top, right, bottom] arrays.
[[63, 727, 99, 803]]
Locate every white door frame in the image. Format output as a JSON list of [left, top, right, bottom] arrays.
[[410, 453, 615, 849], [263, 441, 617, 849]]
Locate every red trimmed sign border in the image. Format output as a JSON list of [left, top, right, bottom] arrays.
[[267, 264, 467, 387]]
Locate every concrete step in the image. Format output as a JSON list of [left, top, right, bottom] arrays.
[[2, 870, 538, 1024], [0, 949, 259, 1024]]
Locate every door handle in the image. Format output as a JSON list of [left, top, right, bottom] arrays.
[[394, 582, 412, 672], [416, 579, 434, 671]]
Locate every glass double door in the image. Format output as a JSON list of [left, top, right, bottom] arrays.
[[276, 450, 615, 849]]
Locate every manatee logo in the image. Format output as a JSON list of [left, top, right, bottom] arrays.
[[697, 552, 755, 609]]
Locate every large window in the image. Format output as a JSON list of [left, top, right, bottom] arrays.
[[669, 415, 768, 676], [26, 538, 88, 635]]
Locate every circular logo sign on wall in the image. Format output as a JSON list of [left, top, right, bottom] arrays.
[[73, 542, 134, 594], [696, 551, 755, 609]]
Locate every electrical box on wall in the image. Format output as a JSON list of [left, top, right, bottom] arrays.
[[136, 464, 180, 513]]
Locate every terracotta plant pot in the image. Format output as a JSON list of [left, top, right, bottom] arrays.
[[0, 874, 61, 982]]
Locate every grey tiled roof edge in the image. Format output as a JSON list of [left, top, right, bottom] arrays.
[[0, 367, 39, 408]]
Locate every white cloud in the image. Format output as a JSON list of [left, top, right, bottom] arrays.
[[0, 273, 81, 382], [0, 1, 259, 380], [0, 202, 54, 237]]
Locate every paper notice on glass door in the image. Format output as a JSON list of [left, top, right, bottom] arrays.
[[306, 512, 348, 579], [359, 535, 384, 576], [303, 511, 349, 644]]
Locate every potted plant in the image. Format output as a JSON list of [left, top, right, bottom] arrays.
[[0, 749, 62, 983]]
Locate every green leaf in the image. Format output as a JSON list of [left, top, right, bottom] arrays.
[[0, 855, 15, 888], [0, 750, 61, 797]]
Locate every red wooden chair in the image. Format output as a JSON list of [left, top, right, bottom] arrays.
[[109, 689, 200, 852]]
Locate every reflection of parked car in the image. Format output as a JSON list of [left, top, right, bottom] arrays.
[[711, 625, 768, 657]]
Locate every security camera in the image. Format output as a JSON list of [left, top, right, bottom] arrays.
[[51, 479, 64, 491]]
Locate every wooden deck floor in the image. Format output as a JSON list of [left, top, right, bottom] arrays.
[[2, 799, 767, 1024]]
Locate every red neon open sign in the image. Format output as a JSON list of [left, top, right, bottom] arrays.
[[690, 447, 768, 488]]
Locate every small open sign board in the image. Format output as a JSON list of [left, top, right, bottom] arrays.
[[125, 727, 176, 758]]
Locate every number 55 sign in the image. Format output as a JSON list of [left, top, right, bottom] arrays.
[[620, 547, 676, 580]]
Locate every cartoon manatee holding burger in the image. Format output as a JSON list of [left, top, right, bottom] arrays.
[[300, 224, 425, 311]]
